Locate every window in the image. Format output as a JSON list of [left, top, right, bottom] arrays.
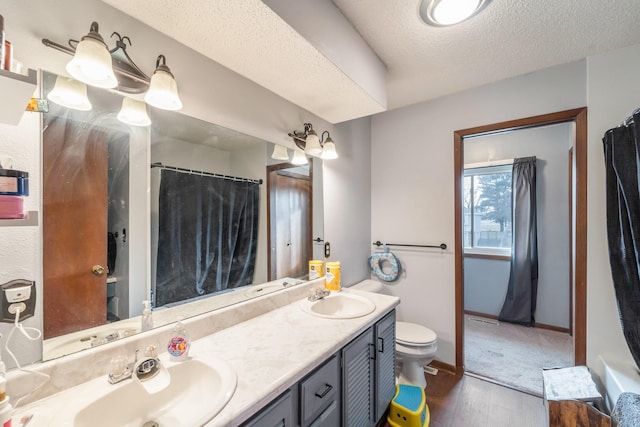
[[463, 164, 512, 256]]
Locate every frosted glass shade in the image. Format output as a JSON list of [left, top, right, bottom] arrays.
[[145, 68, 183, 111], [304, 131, 323, 156], [66, 37, 118, 89], [117, 97, 151, 127], [271, 145, 290, 160], [321, 140, 338, 159], [47, 76, 92, 111], [420, 0, 488, 26], [292, 149, 308, 165]]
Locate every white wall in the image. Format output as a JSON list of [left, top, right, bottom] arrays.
[[464, 123, 572, 329], [323, 117, 372, 287], [371, 60, 587, 365], [586, 44, 640, 383]]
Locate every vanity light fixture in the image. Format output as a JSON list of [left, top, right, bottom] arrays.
[[291, 149, 309, 165], [117, 97, 151, 127], [288, 123, 338, 159], [271, 144, 290, 161], [419, 0, 491, 26], [42, 21, 182, 111], [46, 75, 92, 111]]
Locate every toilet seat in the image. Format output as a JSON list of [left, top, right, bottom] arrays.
[[396, 321, 437, 346]]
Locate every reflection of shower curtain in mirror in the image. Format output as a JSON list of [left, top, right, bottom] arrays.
[[155, 170, 259, 306]]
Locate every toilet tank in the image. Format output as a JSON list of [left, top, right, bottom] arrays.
[[352, 279, 384, 293]]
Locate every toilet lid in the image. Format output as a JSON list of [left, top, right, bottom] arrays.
[[396, 322, 437, 345]]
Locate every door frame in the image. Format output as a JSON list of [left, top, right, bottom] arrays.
[[453, 107, 588, 374], [266, 161, 314, 281]]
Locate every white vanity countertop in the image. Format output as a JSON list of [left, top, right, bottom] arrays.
[[13, 288, 399, 427]]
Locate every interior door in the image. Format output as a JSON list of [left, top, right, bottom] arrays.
[[43, 117, 108, 339], [268, 166, 312, 280]]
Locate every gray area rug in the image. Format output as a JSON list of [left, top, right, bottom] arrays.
[[464, 315, 573, 396]]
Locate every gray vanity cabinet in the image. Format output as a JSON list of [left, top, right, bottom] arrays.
[[342, 309, 396, 427], [242, 390, 294, 427], [374, 310, 396, 421], [300, 355, 340, 426], [241, 309, 396, 427]]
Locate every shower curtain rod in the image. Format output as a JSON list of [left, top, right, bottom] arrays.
[[373, 240, 447, 250], [151, 162, 263, 184]]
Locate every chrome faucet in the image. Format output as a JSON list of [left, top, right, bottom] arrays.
[[133, 345, 162, 382], [108, 349, 138, 384], [108, 345, 162, 384], [308, 287, 331, 302]]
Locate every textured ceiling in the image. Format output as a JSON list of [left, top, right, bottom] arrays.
[[102, 0, 640, 122], [334, 0, 640, 109]]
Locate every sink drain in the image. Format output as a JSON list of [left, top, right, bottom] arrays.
[[142, 421, 159, 427]]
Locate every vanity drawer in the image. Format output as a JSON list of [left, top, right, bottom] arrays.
[[300, 355, 340, 426]]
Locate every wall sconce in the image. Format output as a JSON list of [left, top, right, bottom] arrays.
[[288, 123, 338, 160], [271, 144, 290, 161], [46, 76, 92, 111], [42, 21, 182, 123]]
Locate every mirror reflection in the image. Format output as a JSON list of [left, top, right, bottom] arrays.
[[40, 70, 324, 360]]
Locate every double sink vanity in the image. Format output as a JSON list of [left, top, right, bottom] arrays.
[[9, 279, 399, 426]]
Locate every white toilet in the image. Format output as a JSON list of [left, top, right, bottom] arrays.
[[352, 280, 438, 389]]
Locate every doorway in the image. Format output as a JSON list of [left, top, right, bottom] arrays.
[[453, 108, 588, 382], [267, 162, 313, 280]]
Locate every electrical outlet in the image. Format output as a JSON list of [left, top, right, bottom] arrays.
[[324, 242, 330, 258], [0, 279, 36, 323]]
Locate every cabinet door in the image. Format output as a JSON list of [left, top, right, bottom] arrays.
[[375, 310, 397, 422], [242, 390, 293, 427], [342, 327, 374, 427]]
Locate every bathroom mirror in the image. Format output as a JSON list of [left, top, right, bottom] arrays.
[[40, 70, 324, 360]]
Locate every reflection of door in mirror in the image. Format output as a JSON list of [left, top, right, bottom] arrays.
[[267, 163, 312, 280], [43, 116, 130, 339]]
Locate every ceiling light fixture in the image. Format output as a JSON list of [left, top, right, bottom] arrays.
[[42, 21, 182, 111], [288, 123, 339, 160], [419, 0, 491, 26]]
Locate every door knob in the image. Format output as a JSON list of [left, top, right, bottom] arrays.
[[92, 265, 105, 276]]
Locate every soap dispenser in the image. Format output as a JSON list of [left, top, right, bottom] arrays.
[[167, 317, 190, 362], [141, 300, 153, 332]]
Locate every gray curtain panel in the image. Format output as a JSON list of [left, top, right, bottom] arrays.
[[603, 110, 640, 370], [156, 170, 260, 307], [499, 156, 538, 326]]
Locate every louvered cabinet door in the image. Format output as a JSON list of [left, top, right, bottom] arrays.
[[375, 310, 396, 422], [342, 328, 375, 427]]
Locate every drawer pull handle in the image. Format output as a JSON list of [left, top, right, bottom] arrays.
[[315, 383, 333, 398]]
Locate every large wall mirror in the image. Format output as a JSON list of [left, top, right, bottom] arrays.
[[40, 70, 324, 360]]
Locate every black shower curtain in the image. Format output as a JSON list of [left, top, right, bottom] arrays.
[[603, 110, 640, 369], [155, 170, 260, 307], [499, 157, 538, 326]]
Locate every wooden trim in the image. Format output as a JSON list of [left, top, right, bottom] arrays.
[[464, 310, 499, 321], [464, 310, 571, 333], [454, 130, 464, 376], [454, 107, 588, 374], [569, 148, 574, 336], [463, 253, 511, 261], [429, 360, 457, 376]]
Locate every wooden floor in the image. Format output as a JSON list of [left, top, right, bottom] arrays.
[[386, 371, 548, 427]]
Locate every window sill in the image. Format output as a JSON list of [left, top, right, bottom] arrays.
[[463, 252, 511, 261]]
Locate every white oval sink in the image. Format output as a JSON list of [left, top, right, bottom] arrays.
[[73, 357, 236, 427], [300, 292, 376, 319]]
